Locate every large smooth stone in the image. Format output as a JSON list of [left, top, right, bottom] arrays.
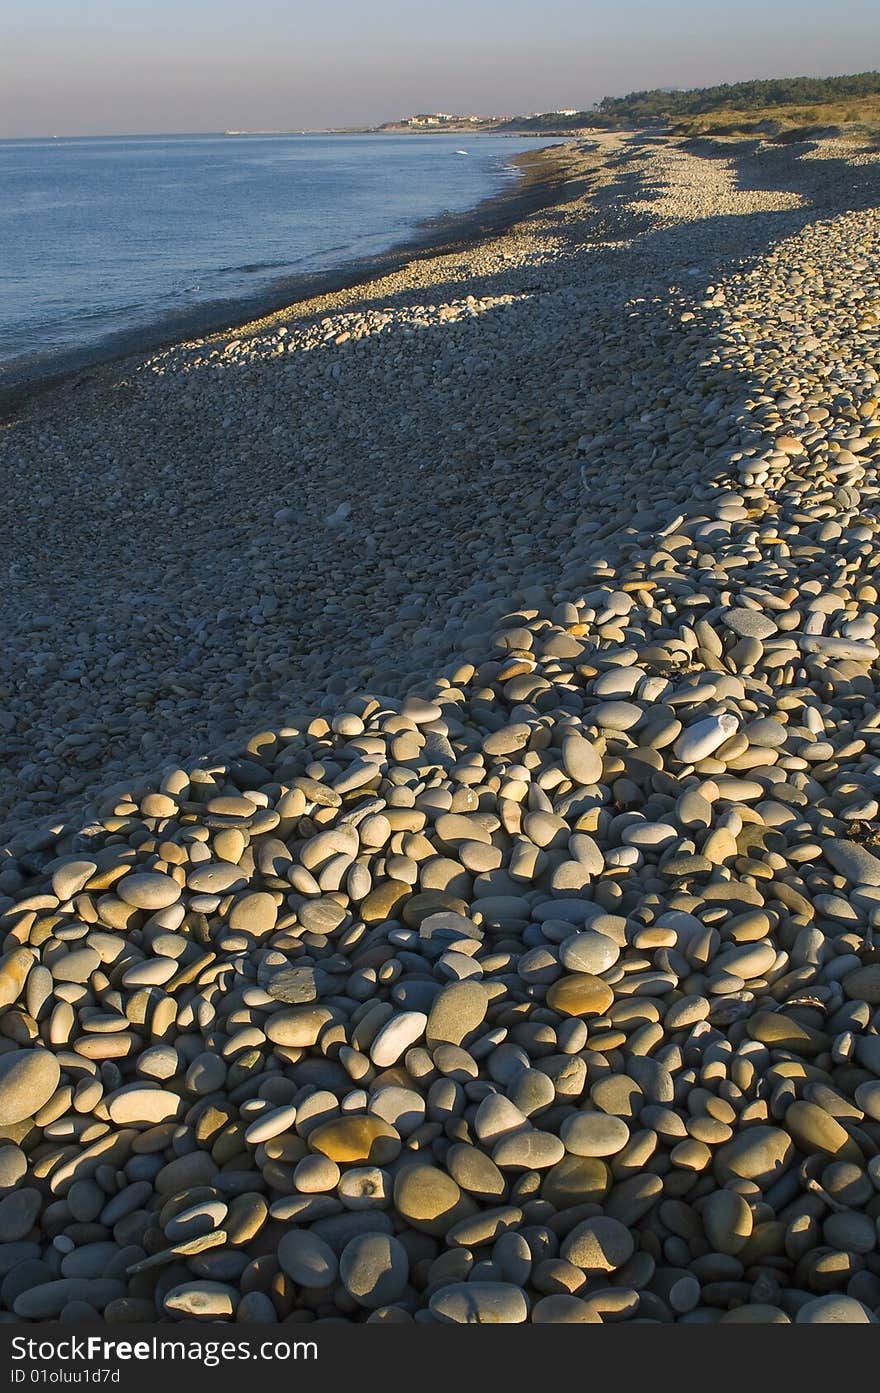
[[0, 1050, 61, 1125], [393, 1163, 472, 1236], [339, 1233, 409, 1308], [546, 974, 614, 1018], [714, 1126, 794, 1187], [560, 1217, 634, 1273], [426, 981, 489, 1047], [308, 1116, 400, 1165], [430, 1282, 528, 1324], [277, 1230, 337, 1288]]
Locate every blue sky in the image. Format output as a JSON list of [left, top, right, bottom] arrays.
[[2, 0, 878, 136]]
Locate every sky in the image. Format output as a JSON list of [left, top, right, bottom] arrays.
[[1, 0, 879, 138]]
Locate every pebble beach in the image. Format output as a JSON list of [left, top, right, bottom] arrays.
[[2, 129, 880, 1323]]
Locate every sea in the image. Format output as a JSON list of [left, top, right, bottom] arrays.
[[0, 131, 558, 389]]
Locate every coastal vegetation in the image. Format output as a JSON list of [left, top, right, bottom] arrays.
[[593, 70, 880, 125]]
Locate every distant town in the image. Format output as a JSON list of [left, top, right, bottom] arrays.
[[224, 108, 596, 137]]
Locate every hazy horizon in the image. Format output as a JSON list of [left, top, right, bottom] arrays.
[[2, 0, 879, 139]]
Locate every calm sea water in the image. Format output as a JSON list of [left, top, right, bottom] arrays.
[[0, 132, 554, 385]]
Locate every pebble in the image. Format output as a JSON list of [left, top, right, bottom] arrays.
[[369, 1011, 428, 1067], [117, 873, 182, 909], [546, 974, 614, 1017], [561, 1217, 635, 1273], [163, 1282, 238, 1320], [561, 734, 603, 786], [795, 1296, 877, 1324], [0, 1049, 61, 1125], [106, 1085, 181, 1125], [823, 839, 880, 886], [430, 1282, 529, 1324], [426, 981, 489, 1046], [559, 930, 620, 975], [560, 1113, 630, 1158], [277, 1230, 338, 1288], [339, 1233, 409, 1308]]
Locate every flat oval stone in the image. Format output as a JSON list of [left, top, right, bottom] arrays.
[[785, 1101, 862, 1162], [716, 942, 776, 980], [546, 974, 614, 1018], [561, 734, 603, 786], [795, 1295, 877, 1324], [473, 1095, 529, 1143], [702, 1188, 753, 1255], [266, 1006, 333, 1048], [426, 981, 489, 1047], [0, 950, 35, 1010], [277, 1230, 337, 1287], [430, 1282, 528, 1324], [561, 1216, 634, 1272], [722, 608, 777, 640], [747, 1012, 828, 1055], [162, 1281, 238, 1320], [369, 1011, 428, 1067], [715, 1126, 794, 1187], [435, 814, 492, 847], [360, 879, 409, 924], [244, 1104, 298, 1144], [532, 1295, 602, 1323], [854, 1080, 880, 1121], [164, 1200, 228, 1242], [842, 964, 880, 1004], [590, 1074, 643, 1119], [339, 1233, 409, 1308], [542, 1155, 610, 1208], [229, 892, 278, 935], [368, 1086, 426, 1137], [185, 1051, 227, 1094], [673, 714, 738, 764], [14, 1280, 125, 1319], [393, 1163, 469, 1236], [309, 1117, 400, 1165], [593, 701, 643, 731], [51, 860, 97, 901], [823, 839, 880, 886], [120, 957, 176, 988], [0, 1145, 27, 1189], [106, 1084, 181, 1125], [0, 1049, 61, 1125], [186, 862, 246, 894], [446, 1143, 506, 1199], [265, 965, 320, 1004], [559, 931, 619, 975], [0, 1188, 41, 1242], [492, 1130, 564, 1171], [560, 1112, 630, 1157], [117, 872, 181, 909]]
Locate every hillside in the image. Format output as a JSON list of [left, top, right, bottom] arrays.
[[595, 70, 880, 125]]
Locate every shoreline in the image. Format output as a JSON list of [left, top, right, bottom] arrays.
[[2, 130, 876, 851], [0, 140, 588, 423]]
